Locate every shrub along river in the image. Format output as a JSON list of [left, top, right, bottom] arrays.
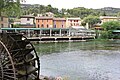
[[34, 40, 120, 80]]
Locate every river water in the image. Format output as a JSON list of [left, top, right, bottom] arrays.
[[34, 40, 120, 80]]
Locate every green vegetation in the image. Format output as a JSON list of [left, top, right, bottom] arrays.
[[101, 21, 120, 39], [21, 4, 120, 18], [1, 3, 120, 19], [0, 0, 23, 17], [82, 15, 101, 28], [102, 21, 120, 30], [13, 24, 21, 28], [21, 5, 102, 18]]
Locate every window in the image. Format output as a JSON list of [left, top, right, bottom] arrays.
[[27, 18, 30, 21], [1, 24, 4, 28], [41, 24, 44, 28], [62, 25, 63, 28], [54, 25, 56, 28], [47, 24, 49, 28], [38, 24, 40, 28]]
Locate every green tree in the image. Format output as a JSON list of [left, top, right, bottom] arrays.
[[66, 7, 94, 19], [101, 21, 120, 39], [82, 15, 101, 28], [0, 0, 23, 16], [46, 4, 52, 12], [99, 11, 107, 16], [117, 12, 120, 17], [102, 21, 120, 31]]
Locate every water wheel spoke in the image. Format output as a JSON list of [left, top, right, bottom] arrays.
[[12, 48, 34, 58], [15, 40, 30, 48], [2, 57, 12, 67], [3, 69, 15, 72], [3, 74, 17, 79], [0, 47, 5, 54], [2, 59, 11, 66], [3, 72, 16, 75], [10, 49, 23, 55], [15, 58, 38, 66], [7, 44, 14, 50], [4, 63, 14, 67]]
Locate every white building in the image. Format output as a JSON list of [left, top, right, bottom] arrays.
[[37, 12, 54, 17], [45, 12, 54, 17], [66, 18, 81, 28], [20, 15, 35, 28]]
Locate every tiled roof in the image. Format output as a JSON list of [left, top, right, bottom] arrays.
[[67, 18, 81, 20], [53, 18, 66, 21], [35, 17, 53, 19], [20, 15, 35, 18]]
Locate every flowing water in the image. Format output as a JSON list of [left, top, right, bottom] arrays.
[[34, 40, 120, 80]]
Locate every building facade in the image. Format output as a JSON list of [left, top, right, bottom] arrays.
[[53, 18, 66, 28], [20, 15, 35, 28], [66, 18, 81, 28], [35, 17, 67, 28], [0, 16, 9, 28], [35, 17, 53, 28], [100, 16, 119, 24]]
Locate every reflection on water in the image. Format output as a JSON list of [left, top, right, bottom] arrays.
[[34, 40, 120, 80]]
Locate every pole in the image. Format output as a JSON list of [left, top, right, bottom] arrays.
[[60, 29, 62, 36]]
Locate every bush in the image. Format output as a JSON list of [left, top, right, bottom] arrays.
[[100, 31, 109, 39], [13, 24, 20, 28]]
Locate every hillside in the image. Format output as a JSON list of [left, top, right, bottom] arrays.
[[95, 7, 120, 16], [20, 4, 120, 18]]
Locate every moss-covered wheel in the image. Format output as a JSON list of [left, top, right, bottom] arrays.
[[0, 33, 40, 80]]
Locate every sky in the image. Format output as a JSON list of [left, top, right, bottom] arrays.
[[25, 0, 120, 9]]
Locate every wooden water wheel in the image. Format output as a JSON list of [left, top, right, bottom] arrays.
[[0, 33, 40, 80]]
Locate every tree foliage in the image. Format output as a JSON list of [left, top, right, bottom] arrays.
[[21, 5, 103, 18], [21, 4, 59, 16], [0, 0, 23, 16], [101, 21, 120, 39], [102, 21, 120, 31], [82, 15, 101, 28]]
